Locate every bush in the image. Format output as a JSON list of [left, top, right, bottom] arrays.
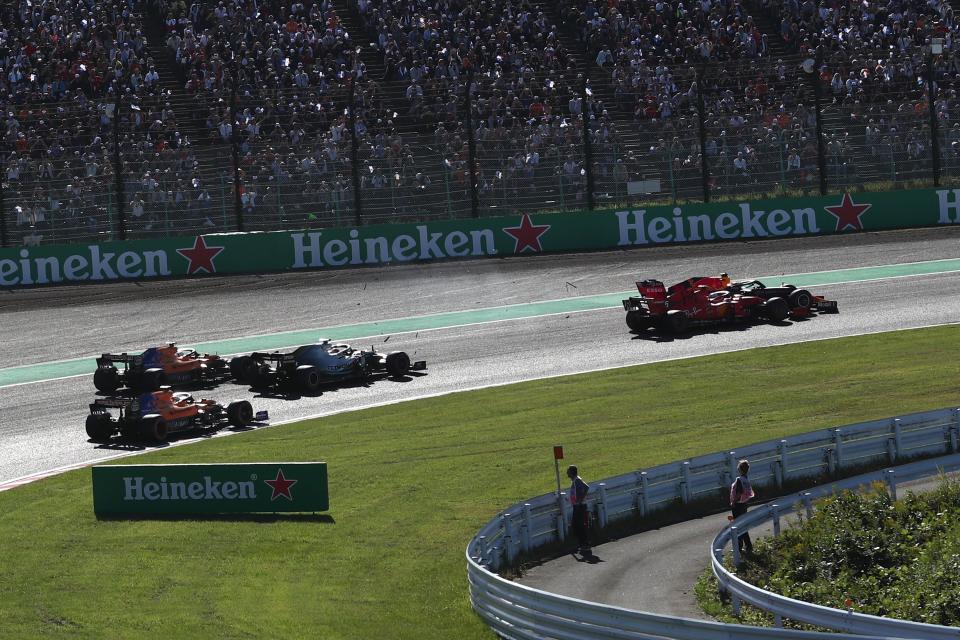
[[735, 476, 960, 626]]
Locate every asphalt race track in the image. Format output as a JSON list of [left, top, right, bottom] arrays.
[[1, 227, 959, 623]]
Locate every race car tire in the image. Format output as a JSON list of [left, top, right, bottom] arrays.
[[227, 400, 254, 427], [625, 311, 651, 332], [139, 368, 167, 392], [250, 364, 277, 389], [788, 289, 813, 310], [763, 297, 790, 322], [385, 351, 411, 376], [242, 358, 263, 383], [140, 417, 168, 443], [665, 310, 690, 334], [229, 356, 250, 381], [296, 366, 323, 393], [85, 414, 114, 442], [93, 366, 121, 393]]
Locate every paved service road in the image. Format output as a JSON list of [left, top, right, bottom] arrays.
[[519, 475, 958, 620]]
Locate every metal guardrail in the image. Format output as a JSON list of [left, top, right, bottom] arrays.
[[711, 454, 960, 639], [466, 406, 960, 639]]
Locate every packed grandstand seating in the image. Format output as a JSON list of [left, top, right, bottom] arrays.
[[0, 0, 957, 243]]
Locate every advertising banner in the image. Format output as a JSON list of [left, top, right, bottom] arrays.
[[5, 188, 960, 288], [92, 462, 328, 515]]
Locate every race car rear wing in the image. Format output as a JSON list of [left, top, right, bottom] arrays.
[[96, 353, 144, 368], [90, 397, 137, 415]]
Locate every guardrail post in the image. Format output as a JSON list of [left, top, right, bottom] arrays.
[[557, 492, 568, 543], [833, 429, 844, 470], [477, 535, 489, 567], [680, 461, 691, 503], [776, 440, 788, 487], [774, 613, 783, 627], [639, 471, 649, 516], [826, 447, 836, 475], [521, 503, 532, 554], [885, 469, 898, 501], [892, 418, 902, 462], [731, 593, 742, 616], [951, 409, 960, 452], [597, 483, 608, 527], [727, 451, 738, 484], [502, 513, 515, 565], [803, 492, 814, 519], [730, 527, 742, 567], [770, 504, 781, 537]]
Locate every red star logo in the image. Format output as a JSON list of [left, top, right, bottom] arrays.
[[824, 193, 872, 232], [264, 468, 298, 501], [176, 236, 224, 275], [502, 214, 551, 253]]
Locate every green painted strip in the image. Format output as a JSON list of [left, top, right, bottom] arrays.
[[3, 258, 959, 388]]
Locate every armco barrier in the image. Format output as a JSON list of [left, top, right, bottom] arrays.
[[711, 454, 960, 639], [466, 407, 960, 639], [3, 187, 960, 287]]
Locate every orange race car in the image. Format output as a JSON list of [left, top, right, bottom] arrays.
[[85, 388, 264, 443], [93, 342, 231, 393]]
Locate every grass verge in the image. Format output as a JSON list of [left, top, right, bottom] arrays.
[[1, 325, 958, 639]]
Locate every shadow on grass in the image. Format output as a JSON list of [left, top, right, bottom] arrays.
[[95, 512, 336, 523]]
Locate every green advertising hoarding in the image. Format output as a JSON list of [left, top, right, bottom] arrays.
[[4, 187, 960, 288], [92, 463, 328, 516]]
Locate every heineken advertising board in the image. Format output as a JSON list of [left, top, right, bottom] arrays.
[[4, 188, 960, 288], [92, 463, 328, 516]]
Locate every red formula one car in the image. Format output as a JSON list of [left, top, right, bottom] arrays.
[[622, 274, 838, 333], [93, 343, 231, 393]]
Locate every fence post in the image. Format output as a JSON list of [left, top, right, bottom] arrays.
[[0, 174, 6, 248], [464, 68, 480, 218], [804, 57, 828, 195], [348, 71, 363, 226], [230, 61, 244, 232], [112, 87, 127, 240], [927, 50, 942, 187], [772, 504, 781, 536], [580, 50, 595, 210], [813, 69, 828, 195], [695, 65, 711, 203]]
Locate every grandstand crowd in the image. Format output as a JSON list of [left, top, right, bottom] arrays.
[[1, 0, 958, 242]]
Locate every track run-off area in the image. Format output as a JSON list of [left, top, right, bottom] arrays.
[[2, 227, 960, 490]]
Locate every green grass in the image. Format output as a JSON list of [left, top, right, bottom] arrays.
[[1, 325, 959, 639]]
